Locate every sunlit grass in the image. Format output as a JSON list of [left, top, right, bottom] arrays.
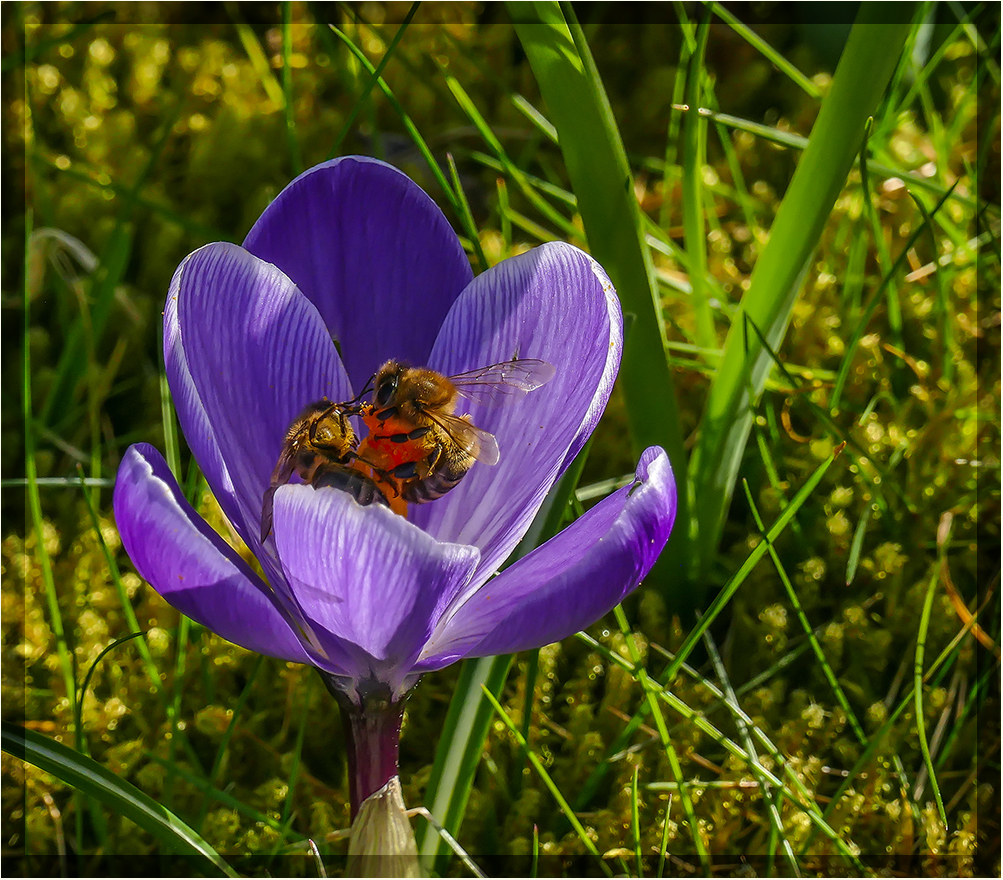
[[4, 2, 998, 877]]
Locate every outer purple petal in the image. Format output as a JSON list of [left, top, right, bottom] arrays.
[[243, 156, 474, 392], [416, 448, 675, 669], [171, 242, 353, 584], [164, 254, 241, 537], [112, 443, 314, 666], [271, 484, 479, 694], [412, 242, 621, 584]]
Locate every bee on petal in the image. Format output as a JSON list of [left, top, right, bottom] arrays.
[[261, 398, 392, 541], [356, 358, 556, 504]]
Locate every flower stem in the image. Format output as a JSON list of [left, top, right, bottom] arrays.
[[325, 678, 406, 818]]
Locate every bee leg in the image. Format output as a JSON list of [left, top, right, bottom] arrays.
[[386, 426, 433, 444], [389, 462, 420, 480]]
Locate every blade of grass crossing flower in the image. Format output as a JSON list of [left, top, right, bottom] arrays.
[[480, 687, 614, 877], [688, 8, 916, 584], [510, 0, 690, 583], [3, 723, 237, 877]]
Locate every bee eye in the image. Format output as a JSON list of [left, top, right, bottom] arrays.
[[376, 377, 396, 408]]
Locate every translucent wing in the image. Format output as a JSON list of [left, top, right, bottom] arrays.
[[427, 410, 500, 466], [449, 358, 556, 408]]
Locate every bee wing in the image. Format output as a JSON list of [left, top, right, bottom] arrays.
[[449, 358, 556, 408], [262, 439, 302, 542], [428, 410, 501, 466]]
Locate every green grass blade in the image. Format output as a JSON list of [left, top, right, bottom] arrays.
[[480, 688, 613, 877], [228, 3, 286, 107], [681, 14, 716, 351], [688, 7, 916, 583], [3, 723, 237, 877], [700, 626, 799, 877], [674, 106, 982, 214], [510, 0, 690, 580], [709, 2, 822, 99], [415, 655, 513, 872], [613, 606, 709, 871], [324, 2, 419, 160], [446, 152, 489, 272], [915, 561, 949, 827], [441, 73, 582, 243], [741, 481, 867, 744]]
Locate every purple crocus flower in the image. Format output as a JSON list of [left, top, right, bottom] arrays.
[[113, 156, 676, 821]]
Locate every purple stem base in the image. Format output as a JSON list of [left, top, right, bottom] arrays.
[[323, 676, 407, 818]]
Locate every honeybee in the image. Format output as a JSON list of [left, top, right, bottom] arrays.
[[260, 398, 390, 542], [356, 357, 556, 504]]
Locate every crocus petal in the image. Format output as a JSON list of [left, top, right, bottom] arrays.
[[164, 254, 242, 535], [173, 241, 353, 567], [271, 484, 479, 693], [112, 443, 315, 666], [243, 156, 474, 392], [416, 448, 675, 669], [412, 242, 621, 584]]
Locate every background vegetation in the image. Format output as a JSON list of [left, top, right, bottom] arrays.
[[3, 1, 999, 876]]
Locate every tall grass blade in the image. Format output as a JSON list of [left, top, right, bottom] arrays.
[[681, 14, 716, 352], [415, 655, 513, 872], [688, 6, 916, 584], [510, 1, 690, 573]]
